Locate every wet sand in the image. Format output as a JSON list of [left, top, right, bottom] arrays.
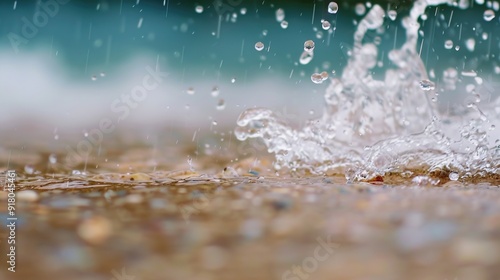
[[0, 129, 499, 280]]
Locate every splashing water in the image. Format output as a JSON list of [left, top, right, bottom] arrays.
[[235, 1, 500, 182]]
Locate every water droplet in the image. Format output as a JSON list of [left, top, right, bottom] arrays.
[[240, 7, 247, 15], [187, 87, 195, 95], [72, 170, 82, 175], [49, 154, 57, 164], [304, 40, 315, 52], [483, 9, 495, 21], [419, 79, 435, 91], [280, 20, 288, 29], [276, 8, 285, 22], [466, 84, 476, 93], [299, 51, 314, 65], [461, 70, 477, 77], [255, 41, 264, 51], [216, 99, 226, 110], [231, 78, 236, 83], [355, 3, 366, 16], [465, 38, 476, 51], [321, 20, 331, 30], [320, 71, 329, 80], [474, 76, 483, 85], [311, 73, 322, 84], [387, 10, 397, 21], [315, 31, 324, 39], [195, 5, 203, 13], [211, 86, 219, 97], [328, 2, 339, 14], [311, 71, 329, 84], [262, 30, 268, 36], [91, 75, 97, 81], [24, 165, 34, 174], [212, 121, 218, 126], [444, 40, 453, 49], [449, 172, 459, 181]]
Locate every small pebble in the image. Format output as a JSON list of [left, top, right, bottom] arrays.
[[453, 239, 500, 265], [125, 194, 143, 204], [200, 246, 228, 270], [77, 216, 113, 245], [17, 190, 39, 202]]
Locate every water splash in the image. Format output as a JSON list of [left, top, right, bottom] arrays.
[[235, 1, 500, 182]]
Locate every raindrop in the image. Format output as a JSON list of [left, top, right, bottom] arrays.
[[240, 7, 247, 15], [100, 72, 106, 77], [466, 84, 476, 93], [315, 31, 323, 39], [465, 38, 476, 51], [461, 70, 477, 77], [475, 76, 483, 85], [216, 99, 226, 110], [328, 2, 339, 14], [355, 3, 366, 16], [388, 10, 397, 21], [311, 71, 329, 84], [255, 41, 264, 51], [280, 20, 289, 29], [444, 40, 453, 49], [91, 75, 97, 81], [299, 51, 314, 65], [24, 165, 34, 174], [321, 20, 331, 30], [231, 78, 236, 83], [211, 86, 219, 97], [483, 9, 495, 21], [49, 154, 57, 164], [449, 172, 459, 181], [276, 8, 285, 22], [230, 12, 237, 23], [137, 17, 143, 29], [212, 121, 218, 126], [195, 5, 203, 13], [320, 71, 329, 80], [419, 79, 435, 91], [304, 40, 315, 52], [187, 87, 195, 95], [311, 73, 323, 84]]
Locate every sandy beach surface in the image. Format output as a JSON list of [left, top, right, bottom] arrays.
[[1, 129, 499, 280]]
